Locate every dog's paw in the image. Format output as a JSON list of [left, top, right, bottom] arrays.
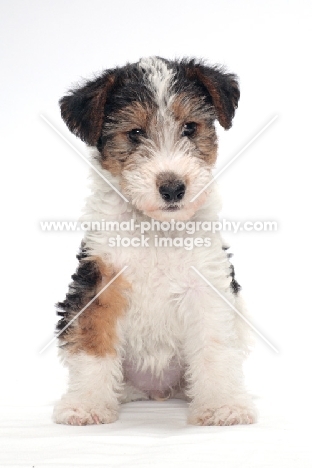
[[53, 401, 118, 425], [188, 404, 257, 426]]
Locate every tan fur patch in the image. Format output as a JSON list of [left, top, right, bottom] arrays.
[[101, 102, 154, 175], [185, 66, 239, 130], [170, 93, 218, 165], [100, 90, 218, 175], [65, 258, 130, 356], [170, 93, 209, 122], [60, 73, 116, 146]]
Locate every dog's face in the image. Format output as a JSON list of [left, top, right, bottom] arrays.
[[60, 57, 239, 221]]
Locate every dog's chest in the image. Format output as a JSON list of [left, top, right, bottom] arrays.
[[90, 227, 226, 359], [123, 253, 184, 352], [122, 270, 184, 385]]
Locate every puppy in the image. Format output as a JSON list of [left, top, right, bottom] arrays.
[[53, 57, 256, 426]]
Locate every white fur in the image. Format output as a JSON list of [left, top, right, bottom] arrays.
[[55, 58, 255, 424], [139, 57, 174, 113], [122, 139, 213, 221], [54, 158, 256, 425], [53, 351, 123, 425]]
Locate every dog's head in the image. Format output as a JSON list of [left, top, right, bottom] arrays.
[[60, 57, 239, 221]]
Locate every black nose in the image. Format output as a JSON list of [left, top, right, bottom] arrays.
[[159, 182, 186, 202]]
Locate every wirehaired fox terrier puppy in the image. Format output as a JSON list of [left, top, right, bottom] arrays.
[[53, 57, 256, 426]]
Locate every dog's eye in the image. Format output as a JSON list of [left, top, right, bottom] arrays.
[[128, 128, 144, 143], [182, 122, 197, 137]]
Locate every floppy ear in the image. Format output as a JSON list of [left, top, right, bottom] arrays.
[[59, 71, 116, 146], [184, 60, 240, 129]]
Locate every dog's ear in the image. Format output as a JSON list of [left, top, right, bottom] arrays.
[[184, 60, 240, 129], [59, 72, 116, 146]]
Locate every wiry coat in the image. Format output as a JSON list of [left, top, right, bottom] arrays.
[[53, 57, 256, 426]]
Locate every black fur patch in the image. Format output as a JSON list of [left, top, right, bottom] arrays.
[[222, 246, 241, 295], [56, 243, 101, 336], [59, 57, 239, 151], [181, 59, 239, 130], [103, 63, 155, 117], [76, 241, 89, 261], [229, 264, 241, 295]]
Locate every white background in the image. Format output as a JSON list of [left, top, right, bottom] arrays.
[[1, 0, 312, 466]]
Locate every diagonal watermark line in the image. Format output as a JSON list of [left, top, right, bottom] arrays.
[[40, 114, 129, 203], [191, 115, 278, 202], [39, 265, 128, 354], [191, 266, 279, 353]]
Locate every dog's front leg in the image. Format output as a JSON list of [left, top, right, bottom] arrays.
[[53, 254, 129, 425], [181, 280, 257, 426], [53, 351, 124, 425]]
